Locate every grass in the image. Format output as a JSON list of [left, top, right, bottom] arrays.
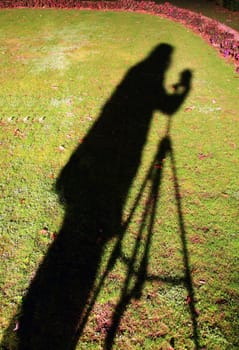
[[0, 8, 238, 350]]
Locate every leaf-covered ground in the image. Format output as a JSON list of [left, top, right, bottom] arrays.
[[157, 0, 239, 32]]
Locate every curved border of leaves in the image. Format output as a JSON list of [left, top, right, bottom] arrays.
[[0, 0, 239, 73]]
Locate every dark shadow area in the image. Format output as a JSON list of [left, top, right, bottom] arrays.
[[1, 43, 197, 349], [102, 125, 200, 350]]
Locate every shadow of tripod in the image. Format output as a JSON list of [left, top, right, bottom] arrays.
[[73, 76, 200, 349], [102, 116, 200, 349]]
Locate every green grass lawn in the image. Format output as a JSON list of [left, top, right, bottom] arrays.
[[0, 9, 238, 350]]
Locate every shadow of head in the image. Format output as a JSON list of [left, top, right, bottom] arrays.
[[147, 43, 173, 70]]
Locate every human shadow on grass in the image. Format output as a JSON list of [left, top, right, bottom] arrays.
[[1, 43, 197, 349]]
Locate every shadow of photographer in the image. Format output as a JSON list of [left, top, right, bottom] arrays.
[[2, 43, 193, 350]]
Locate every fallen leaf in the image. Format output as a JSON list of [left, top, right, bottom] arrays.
[[58, 145, 65, 152], [184, 106, 195, 112], [14, 128, 23, 137], [51, 232, 57, 240], [154, 164, 162, 169], [229, 142, 237, 149], [221, 192, 229, 198], [215, 298, 227, 305], [189, 235, 202, 244], [39, 227, 48, 235], [13, 321, 19, 332], [195, 309, 200, 317], [199, 279, 206, 285], [198, 153, 209, 160]]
